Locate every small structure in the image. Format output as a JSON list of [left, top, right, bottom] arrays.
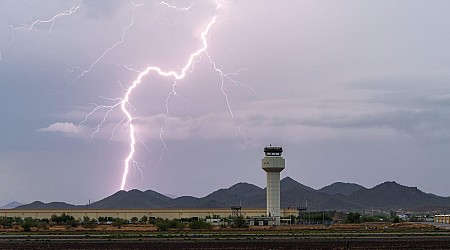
[[297, 202, 307, 224], [231, 206, 242, 218]]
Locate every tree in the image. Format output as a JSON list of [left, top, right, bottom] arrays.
[[112, 218, 125, 229], [139, 215, 148, 224], [130, 217, 139, 224], [81, 216, 95, 228], [346, 212, 361, 223], [21, 217, 36, 232], [155, 219, 170, 231], [393, 216, 400, 223]]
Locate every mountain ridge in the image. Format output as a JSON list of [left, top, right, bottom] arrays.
[[13, 178, 450, 212]]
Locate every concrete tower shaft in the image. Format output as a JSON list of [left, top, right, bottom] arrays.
[[262, 146, 285, 225]]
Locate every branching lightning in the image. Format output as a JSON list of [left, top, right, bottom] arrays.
[[3, 1, 250, 191], [6, 6, 80, 33], [118, 15, 218, 190], [1, 6, 79, 63], [69, 1, 248, 190], [67, 3, 143, 87]]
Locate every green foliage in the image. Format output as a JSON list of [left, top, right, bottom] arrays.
[[50, 213, 76, 225], [14, 217, 23, 225], [3, 217, 50, 231], [393, 216, 400, 223], [21, 217, 37, 232], [0, 217, 14, 228], [155, 219, 170, 231], [112, 218, 125, 228], [155, 219, 184, 231], [139, 215, 148, 224], [98, 216, 114, 223], [189, 220, 212, 230], [346, 212, 361, 223], [148, 217, 157, 225], [230, 216, 248, 228], [37, 221, 49, 230], [21, 222, 32, 232], [130, 217, 139, 224], [81, 216, 96, 228]]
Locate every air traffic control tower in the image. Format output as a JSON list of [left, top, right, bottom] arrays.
[[262, 146, 285, 225]]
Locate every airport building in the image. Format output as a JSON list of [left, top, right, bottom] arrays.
[[0, 208, 270, 221]]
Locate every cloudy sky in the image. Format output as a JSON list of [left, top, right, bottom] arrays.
[[1, 0, 450, 205]]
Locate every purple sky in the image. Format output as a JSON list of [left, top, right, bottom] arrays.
[[1, 0, 450, 206]]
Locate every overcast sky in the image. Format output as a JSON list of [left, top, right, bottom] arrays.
[[1, 0, 450, 206]]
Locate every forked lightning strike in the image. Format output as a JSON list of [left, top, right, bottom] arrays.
[[6, 6, 80, 33], [1, 6, 79, 63], [119, 15, 217, 190]]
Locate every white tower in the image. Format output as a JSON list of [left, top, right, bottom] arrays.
[[262, 146, 285, 225]]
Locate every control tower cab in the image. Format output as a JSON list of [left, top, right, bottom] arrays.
[[262, 146, 285, 225]]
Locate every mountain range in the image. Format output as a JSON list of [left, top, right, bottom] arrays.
[[11, 177, 450, 212]]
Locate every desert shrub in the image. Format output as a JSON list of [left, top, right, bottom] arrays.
[[21, 222, 32, 232], [51, 213, 76, 225], [112, 218, 125, 229], [393, 216, 400, 223], [230, 216, 248, 228], [156, 220, 170, 231], [81, 216, 96, 228], [37, 221, 49, 230], [346, 212, 361, 223], [155, 219, 184, 231], [130, 217, 139, 224], [139, 215, 148, 224], [0, 217, 13, 228]]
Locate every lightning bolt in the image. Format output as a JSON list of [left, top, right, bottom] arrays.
[[6, 6, 80, 33], [67, 3, 143, 88], [1, 6, 79, 64], [76, 1, 249, 190], [119, 15, 218, 190], [159, 1, 192, 11]]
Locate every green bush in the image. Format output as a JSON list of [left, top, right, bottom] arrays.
[[130, 217, 139, 224], [112, 218, 125, 229], [139, 215, 148, 224], [21, 222, 32, 232], [156, 220, 170, 231], [155, 219, 185, 231], [393, 216, 400, 223], [230, 216, 248, 228], [346, 212, 361, 223], [0, 217, 13, 228], [50, 213, 76, 225]]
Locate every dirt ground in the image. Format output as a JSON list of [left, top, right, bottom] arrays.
[[2, 236, 450, 250], [0, 221, 437, 233], [0, 222, 447, 249]]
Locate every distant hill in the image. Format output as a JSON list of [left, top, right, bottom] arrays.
[[279, 177, 359, 210], [319, 182, 366, 196], [348, 181, 450, 210], [200, 182, 265, 208], [15, 201, 76, 209], [14, 178, 450, 212], [0, 201, 24, 209], [89, 189, 172, 209]]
